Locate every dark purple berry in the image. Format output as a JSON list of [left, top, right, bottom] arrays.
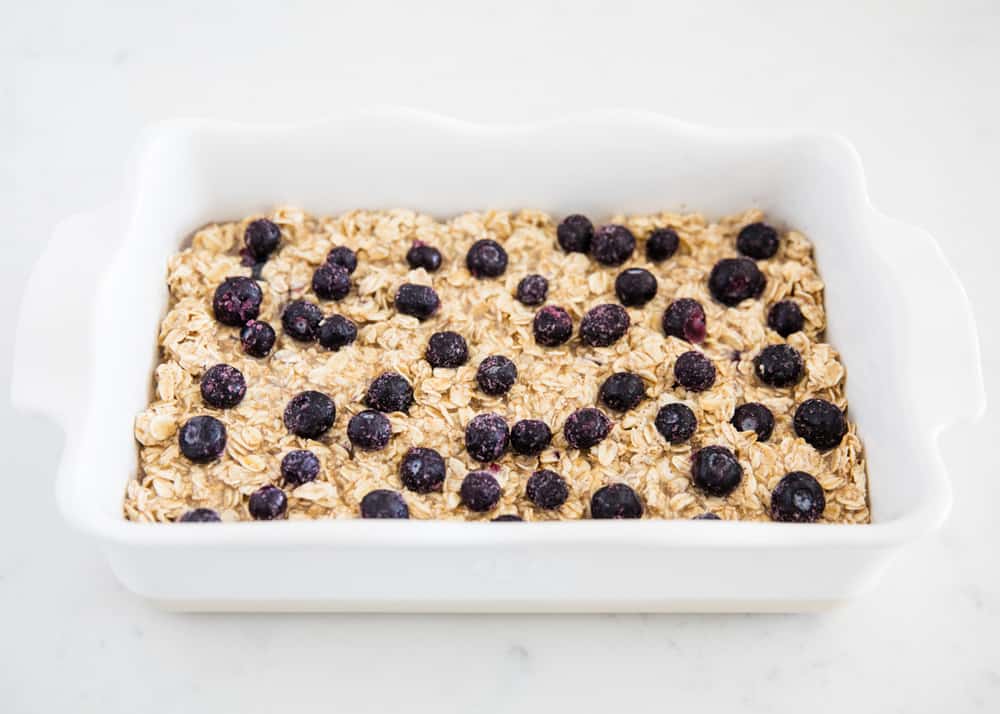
[[360, 489, 409, 519], [731, 403, 775, 442], [662, 298, 707, 344], [654, 403, 697, 444], [283, 390, 336, 439], [492, 514, 522, 522], [399, 447, 446, 493], [674, 351, 716, 392], [599, 372, 645, 412], [590, 483, 643, 519], [200, 364, 246, 409], [579, 304, 630, 347], [476, 355, 517, 396], [615, 268, 657, 307], [240, 320, 276, 357], [312, 262, 351, 300], [516, 274, 549, 306], [509, 419, 552, 455], [281, 299, 323, 341], [394, 283, 440, 320], [460, 471, 502, 512], [178, 508, 221, 522], [768, 300, 805, 337], [466, 239, 508, 278], [591, 224, 636, 266], [557, 214, 594, 253], [754, 344, 804, 388], [426, 331, 469, 368], [347, 409, 392, 451], [771, 471, 826, 523], [365, 372, 414, 413], [317, 314, 357, 351], [737, 222, 779, 260], [533, 306, 573, 347], [406, 243, 442, 272], [465, 413, 509, 462], [281, 449, 320, 486], [326, 246, 358, 274], [563, 407, 611, 449], [244, 219, 281, 260], [646, 227, 679, 262], [693, 512, 721, 520], [178, 415, 227, 463], [212, 276, 263, 326], [708, 258, 766, 306], [691, 445, 742, 496], [793, 399, 847, 451], [526, 469, 569, 510], [248, 485, 287, 520]]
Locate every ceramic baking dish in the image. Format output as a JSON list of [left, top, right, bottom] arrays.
[[12, 109, 985, 612]]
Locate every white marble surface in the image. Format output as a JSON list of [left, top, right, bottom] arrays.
[[3, 1, 998, 712]]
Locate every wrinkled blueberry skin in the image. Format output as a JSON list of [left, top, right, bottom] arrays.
[[646, 227, 679, 262], [465, 413, 510, 462], [691, 445, 743, 497], [793, 399, 847, 451], [563, 407, 612, 449], [425, 331, 469, 368], [674, 351, 716, 392], [526, 469, 569, 510], [326, 246, 358, 274], [492, 514, 523, 522], [599, 372, 646, 412], [399, 447, 446, 493], [737, 222, 779, 260], [248, 485, 287, 520], [662, 298, 707, 344], [283, 390, 336, 439], [590, 483, 643, 519], [178, 508, 221, 522], [281, 300, 323, 342], [768, 300, 805, 337], [212, 276, 263, 326], [178, 415, 227, 463], [654, 403, 698, 444], [579, 304, 630, 347], [394, 283, 440, 321], [615, 268, 658, 307], [591, 224, 636, 266], [347, 410, 392, 451], [360, 489, 410, 519], [281, 449, 321, 486], [516, 274, 549, 306], [509, 419, 552, 455], [770, 471, 826, 522], [466, 239, 508, 278], [317, 314, 358, 351], [476, 355, 518, 396], [692, 512, 721, 520], [533, 306, 573, 347], [708, 258, 766, 306], [754, 344, 804, 388], [365, 372, 414, 413], [460, 471, 502, 512], [200, 364, 247, 409], [406, 243, 443, 272], [557, 214, 594, 253], [731, 402, 775, 442], [240, 320, 276, 357], [312, 262, 351, 300], [245, 219, 281, 260]]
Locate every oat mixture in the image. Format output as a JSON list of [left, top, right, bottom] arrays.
[[126, 207, 870, 523]]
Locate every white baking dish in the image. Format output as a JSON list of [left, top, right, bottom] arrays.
[[12, 109, 985, 612]]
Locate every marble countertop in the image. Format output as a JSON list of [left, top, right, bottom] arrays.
[[3, 1, 997, 712]]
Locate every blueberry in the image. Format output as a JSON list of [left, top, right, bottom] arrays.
[[399, 447, 446, 493], [283, 390, 336, 439], [693, 512, 721, 520], [178, 508, 221, 522], [563, 407, 611, 449], [465, 413, 509, 462], [662, 298, 707, 344], [526, 469, 569, 510], [317, 314, 358, 351], [770, 471, 826, 522], [533, 306, 573, 347], [460, 471, 502, 512], [406, 243, 442, 272], [557, 214, 594, 253], [240, 320, 276, 357], [200, 364, 247, 409], [248, 485, 287, 520], [178, 415, 227, 463], [754, 344, 804, 388], [347, 409, 392, 451], [365, 372, 414, 413], [691, 445, 743, 496], [579, 304, 630, 347], [326, 246, 358, 274], [281, 449, 320, 486], [425, 331, 469, 368], [731, 403, 775, 442], [599, 372, 645, 412], [212, 276, 263, 326], [591, 224, 636, 266], [646, 227, 680, 262], [476, 355, 517, 396], [281, 299, 323, 341], [492, 514, 523, 522], [737, 222, 779, 260], [768, 300, 804, 337], [244, 218, 281, 260], [590, 483, 643, 519], [509, 419, 552, 455], [793, 399, 846, 451], [394, 283, 440, 321], [466, 239, 508, 278], [654, 403, 697, 444], [516, 274, 549, 306], [615, 268, 657, 307], [708, 258, 766, 306], [312, 262, 351, 300], [674, 351, 716, 392], [360, 489, 410, 519]]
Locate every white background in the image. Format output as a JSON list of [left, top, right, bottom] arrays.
[[3, 1, 999, 712]]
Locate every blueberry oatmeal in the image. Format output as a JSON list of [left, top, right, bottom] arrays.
[[126, 207, 869, 523]]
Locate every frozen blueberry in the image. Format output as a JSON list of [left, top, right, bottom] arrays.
[[178, 508, 221, 523], [281, 299, 323, 341], [426, 331, 469, 368], [793, 399, 847, 451], [492, 514, 523, 522], [240, 320, 276, 357], [615, 268, 657, 307], [771, 471, 826, 523], [460, 471, 502, 512], [212, 276, 263, 326], [674, 351, 716, 392], [646, 227, 679, 262], [326, 246, 358, 274], [178, 415, 227, 463], [579, 304, 630, 347], [563, 407, 611, 450], [395, 283, 440, 321], [591, 224, 636, 266], [476, 355, 517, 396], [200, 364, 246, 409], [406, 242, 442, 272], [754, 344, 804, 388], [557, 214, 594, 253], [708, 258, 766, 306], [737, 222, 779, 260], [731, 403, 775, 442], [465, 413, 509, 462], [248, 485, 287, 520], [244, 218, 281, 260], [526, 469, 569, 510], [693, 512, 721, 520], [768, 300, 805, 337], [365, 372, 414, 413], [533, 306, 573, 347], [317, 314, 357, 351], [281, 449, 320, 487], [312, 262, 351, 301], [590, 483, 643, 519], [509, 419, 552, 455], [662, 298, 707, 344], [599, 372, 645, 412], [516, 274, 549, 306], [283, 390, 336, 439], [654, 403, 697, 444], [691, 445, 743, 496], [347, 410, 392, 451], [466, 239, 508, 278], [399, 447, 446, 494], [360, 489, 410, 519]]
